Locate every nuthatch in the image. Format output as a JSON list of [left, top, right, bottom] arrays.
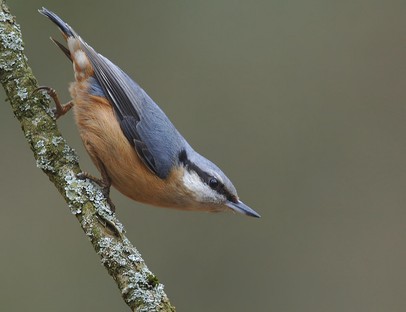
[[37, 8, 260, 218]]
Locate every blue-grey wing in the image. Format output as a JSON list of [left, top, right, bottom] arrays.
[[81, 42, 185, 179]]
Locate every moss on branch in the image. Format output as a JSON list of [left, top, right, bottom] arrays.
[[0, 1, 175, 311]]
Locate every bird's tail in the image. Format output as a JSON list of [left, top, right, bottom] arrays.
[[38, 8, 76, 60], [38, 8, 75, 38]]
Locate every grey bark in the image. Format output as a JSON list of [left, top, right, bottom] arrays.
[[0, 2, 175, 311]]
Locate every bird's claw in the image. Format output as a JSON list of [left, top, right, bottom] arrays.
[[33, 86, 73, 119], [77, 172, 116, 212]]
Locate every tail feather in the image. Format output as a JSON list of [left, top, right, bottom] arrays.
[[50, 37, 72, 61], [39, 8, 76, 62], [38, 7, 75, 38]]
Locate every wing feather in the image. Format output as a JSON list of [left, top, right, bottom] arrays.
[[80, 42, 186, 178]]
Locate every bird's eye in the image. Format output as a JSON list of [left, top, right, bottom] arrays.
[[209, 177, 219, 189]]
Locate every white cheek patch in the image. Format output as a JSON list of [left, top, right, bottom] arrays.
[[182, 171, 224, 203]]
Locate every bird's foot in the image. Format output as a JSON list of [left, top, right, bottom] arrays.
[[77, 172, 116, 212], [33, 86, 73, 119]]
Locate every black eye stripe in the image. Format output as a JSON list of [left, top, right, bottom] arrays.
[[209, 177, 219, 189], [179, 150, 211, 183], [179, 150, 235, 201]]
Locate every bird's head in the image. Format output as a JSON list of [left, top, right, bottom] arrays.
[[176, 149, 260, 218]]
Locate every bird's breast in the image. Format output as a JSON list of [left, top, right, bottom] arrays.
[[69, 80, 195, 209]]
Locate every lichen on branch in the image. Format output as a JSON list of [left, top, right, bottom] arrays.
[[0, 1, 175, 311]]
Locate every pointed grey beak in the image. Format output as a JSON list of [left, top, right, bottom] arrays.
[[226, 200, 261, 218]]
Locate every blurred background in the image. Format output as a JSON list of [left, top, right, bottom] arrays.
[[1, 0, 406, 311]]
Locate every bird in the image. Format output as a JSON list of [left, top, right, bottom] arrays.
[[36, 8, 260, 218]]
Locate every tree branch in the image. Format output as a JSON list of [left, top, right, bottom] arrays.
[[0, 2, 175, 311]]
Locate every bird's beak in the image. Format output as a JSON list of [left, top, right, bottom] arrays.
[[226, 200, 261, 218]]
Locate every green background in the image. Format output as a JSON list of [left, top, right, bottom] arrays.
[[1, 1, 406, 311]]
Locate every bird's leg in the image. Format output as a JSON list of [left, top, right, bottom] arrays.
[[77, 164, 116, 213], [33, 86, 73, 119]]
